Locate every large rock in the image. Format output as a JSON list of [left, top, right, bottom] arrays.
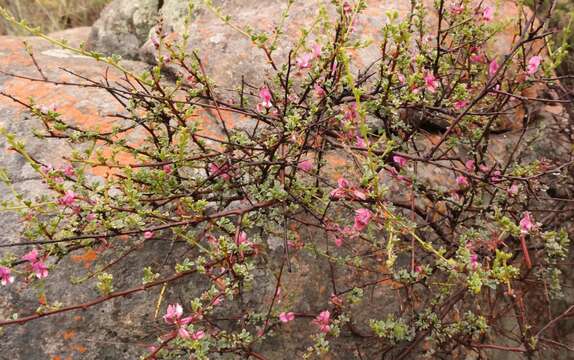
[[88, 0, 160, 59], [0, 28, 158, 360], [90, 0, 522, 83]]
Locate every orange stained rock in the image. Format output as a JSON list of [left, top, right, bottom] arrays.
[[71, 344, 87, 354], [62, 330, 76, 340], [71, 249, 98, 269]]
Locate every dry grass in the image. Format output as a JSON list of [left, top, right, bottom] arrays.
[[0, 0, 110, 35]]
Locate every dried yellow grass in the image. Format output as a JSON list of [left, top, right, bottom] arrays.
[[0, 0, 110, 35]]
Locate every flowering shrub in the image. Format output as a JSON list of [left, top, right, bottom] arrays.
[[0, 0, 573, 358]]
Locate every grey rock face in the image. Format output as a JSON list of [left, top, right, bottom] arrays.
[[88, 0, 160, 59]]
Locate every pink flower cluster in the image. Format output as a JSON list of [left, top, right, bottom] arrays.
[[22, 249, 48, 279], [0, 266, 14, 286], [58, 190, 77, 207], [279, 311, 295, 323], [482, 6, 494, 22], [353, 208, 372, 232], [527, 56, 541, 75], [298, 159, 314, 172], [519, 212, 536, 234], [257, 87, 273, 112], [393, 155, 408, 168], [330, 178, 367, 201], [163, 303, 204, 340], [296, 44, 322, 70], [209, 162, 231, 181], [424, 73, 439, 93], [313, 310, 331, 333]]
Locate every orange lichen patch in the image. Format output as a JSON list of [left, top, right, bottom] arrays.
[[62, 330, 76, 340], [0, 77, 117, 132], [0, 37, 34, 67], [71, 344, 87, 354], [322, 152, 352, 178], [73, 316, 83, 321], [71, 249, 98, 269], [51, 356, 62, 360], [119, 234, 130, 241], [191, 107, 225, 141]]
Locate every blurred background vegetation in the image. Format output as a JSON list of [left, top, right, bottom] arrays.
[[0, 0, 110, 35]]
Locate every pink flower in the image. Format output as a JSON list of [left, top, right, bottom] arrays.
[[58, 191, 76, 206], [330, 178, 350, 199], [86, 213, 97, 221], [32, 261, 48, 279], [397, 73, 406, 85], [312, 44, 322, 58], [393, 155, 408, 168], [450, 4, 464, 15], [144, 231, 154, 239], [527, 56, 541, 75], [41, 164, 54, 174], [479, 164, 490, 173], [454, 100, 468, 111], [465, 160, 475, 172], [334, 237, 344, 247], [314, 83, 326, 97], [424, 73, 439, 93], [469, 48, 485, 63], [343, 1, 352, 15], [279, 312, 295, 323], [236, 231, 249, 245], [209, 163, 231, 181], [355, 136, 367, 149], [313, 310, 331, 333], [508, 183, 519, 196], [470, 254, 479, 269], [352, 189, 367, 200], [258, 87, 272, 111], [482, 6, 494, 22], [22, 249, 39, 263], [490, 170, 502, 183], [163, 303, 195, 339], [0, 266, 14, 286], [296, 53, 314, 69], [456, 176, 469, 187], [63, 165, 75, 177], [177, 327, 191, 339], [151, 35, 160, 48], [344, 104, 357, 121], [337, 178, 350, 188], [353, 208, 373, 232], [298, 159, 313, 172], [519, 212, 535, 234], [163, 164, 173, 174], [489, 59, 499, 77], [164, 303, 184, 324], [191, 330, 205, 340]]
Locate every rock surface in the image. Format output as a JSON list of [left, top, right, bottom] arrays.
[[88, 0, 160, 59], [0, 28, 157, 360], [91, 1, 520, 79]]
